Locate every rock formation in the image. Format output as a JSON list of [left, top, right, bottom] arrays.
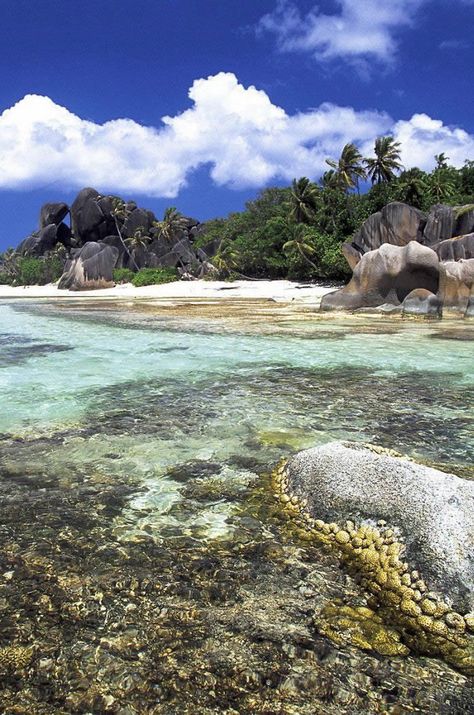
[[402, 288, 442, 317], [13, 187, 212, 290], [322, 242, 440, 311], [271, 442, 474, 672], [323, 201, 474, 317], [58, 242, 119, 291]]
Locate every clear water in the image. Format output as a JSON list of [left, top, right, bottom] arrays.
[[1, 300, 473, 714]]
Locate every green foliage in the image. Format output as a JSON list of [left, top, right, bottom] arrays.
[[198, 149, 474, 284], [13, 256, 64, 285], [113, 268, 135, 284], [131, 267, 178, 287], [0, 271, 13, 285], [365, 136, 403, 184]]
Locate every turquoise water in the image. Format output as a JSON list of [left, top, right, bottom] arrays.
[[1, 300, 473, 714]]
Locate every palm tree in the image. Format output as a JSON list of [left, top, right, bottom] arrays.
[[111, 198, 139, 271], [289, 177, 320, 224], [429, 167, 456, 203], [125, 226, 151, 252], [434, 153, 449, 170], [325, 142, 366, 193], [125, 226, 151, 267], [212, 241, 239, 277], [153, 207, 189, 244], [365, 136, 403, 184], [396, 168, 428, 209], [283, 223, 319, 271]]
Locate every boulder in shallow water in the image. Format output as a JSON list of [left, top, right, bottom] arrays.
[[402, 288, 442, 317], [58, 241, 118, 290], [285, 441, 474, 612]]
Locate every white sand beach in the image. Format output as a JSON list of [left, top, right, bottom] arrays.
[[0, 279, 337, 304]]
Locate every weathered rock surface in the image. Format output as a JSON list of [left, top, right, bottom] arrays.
[[434, 233, 474, 262], [438, 259, 474, 314], [455, 206, 474, 236], [422, 204, 456, 245], [321, 242, 439, 311], [286, 441, 474, 612], [331, 201, 474, 315], [39, 202, 69, 229], [16, 223, 72, 256], [402, 288, 442, 317], [344, 202, 427, 268], [58, 242, 119, 291], [70, 188, 115, 244]]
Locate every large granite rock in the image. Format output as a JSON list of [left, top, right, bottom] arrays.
[[402, 288, 442, 317], [16, 223, 72, 256], [58, 242, 119, 291], [39, 202, 69, 229], [434, 233, 474, 261], [344, 202, 427, 268], [70, 188, 117, 243], [286, 441, 474, 612], [321, 242, 439, 311], [438, 259, 474, 314], [121, 207, 155, 239], [422, 204, 456, 246]]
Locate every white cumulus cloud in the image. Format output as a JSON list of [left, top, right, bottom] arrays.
[[257, 0, 425, 69], [389, 114, 474, 170], [0, 72, 473, 198]]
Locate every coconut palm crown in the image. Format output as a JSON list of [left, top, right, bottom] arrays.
[[365, 136, 403, 184], [325, 142, 366, 193], [289, 177, 320, 224], [153, 207, 189, 243]]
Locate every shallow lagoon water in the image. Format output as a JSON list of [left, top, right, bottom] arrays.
[[0, 300, 473, 714]]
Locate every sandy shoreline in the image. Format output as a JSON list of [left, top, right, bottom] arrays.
[[0, 279, 337, 304]]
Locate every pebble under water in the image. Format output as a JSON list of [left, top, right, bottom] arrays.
[[0, 300, 473, 714]]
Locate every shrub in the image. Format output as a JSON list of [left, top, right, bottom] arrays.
[[17, 256, 64, 285], [113, 268, 135, 284], [0, 271, 13, 285], [131, 267, 178, 287]]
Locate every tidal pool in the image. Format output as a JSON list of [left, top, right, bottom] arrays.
[[0, 300, 473, 714]]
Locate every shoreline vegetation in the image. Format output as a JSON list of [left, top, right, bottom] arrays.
[[1, 139, 473, 293]]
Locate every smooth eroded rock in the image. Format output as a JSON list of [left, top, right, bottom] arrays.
[[402, 288, 442, 317], [438, 259, 474, 313], [286, 441, 474, 612], [58, 242, 119, 291], [321, 241, 439, 311]]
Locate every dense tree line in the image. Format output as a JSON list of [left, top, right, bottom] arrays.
[[197, 138, 474, 281], [2, 137, 474, 286]]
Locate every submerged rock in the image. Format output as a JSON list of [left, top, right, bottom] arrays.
[[284, 441, 474, 613]]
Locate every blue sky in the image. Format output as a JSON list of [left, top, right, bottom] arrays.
[[0, 0, 473, 251]]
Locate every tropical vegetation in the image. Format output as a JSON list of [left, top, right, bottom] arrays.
[[1, 137, 474, 286], [196, 140, 474, 281]]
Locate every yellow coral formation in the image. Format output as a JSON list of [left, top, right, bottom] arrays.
[[316, 603, 409, 657], [271, 459, 474, 675], [0, 645, 33, 673]]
